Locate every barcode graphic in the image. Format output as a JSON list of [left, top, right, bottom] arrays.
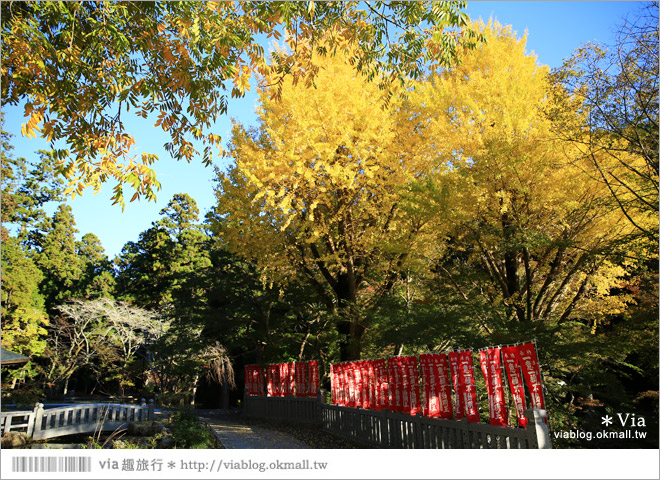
[[12, 456, 92, 473]]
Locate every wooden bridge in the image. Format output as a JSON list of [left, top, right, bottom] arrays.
[[1, 400, 154, 440]]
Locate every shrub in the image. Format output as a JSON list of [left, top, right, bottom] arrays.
[[169, 409, 213, 449]]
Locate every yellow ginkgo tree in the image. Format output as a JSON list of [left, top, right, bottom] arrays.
[[212, 43, 444, 359], [411, 20, 651, 330]]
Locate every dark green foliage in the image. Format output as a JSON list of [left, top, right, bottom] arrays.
[[35, 204, 84, 308], [76, 233, 115, 298], [169, 409, 214, 449], [0, 140, 65, 247], [115, 193, 211, 309]]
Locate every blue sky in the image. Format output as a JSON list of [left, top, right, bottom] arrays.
[[2, 1, 648, 259]]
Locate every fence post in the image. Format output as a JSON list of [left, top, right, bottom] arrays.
[[414, 412, 423, 448], [32, 403, 44, 439], [148, 399, 154, 421], [524, 409, 551, 449], [459, 417, 470, 448], [384, 409, 391, 446], [393, 414, 401, 448], [317, 389, 327, 423]]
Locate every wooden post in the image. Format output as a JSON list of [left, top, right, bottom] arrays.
[[524, 409, 551, 449], [414, 412, 423, 448], [25, 407, 36, 437], [459, 417, 470, 448], [148, 399, 155, 421], [317, 389, 327, 423], [32, 403, 44, 440]]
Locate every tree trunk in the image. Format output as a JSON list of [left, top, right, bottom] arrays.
[[337, 317, 365, 360], [221, 371, 230, 409], [191, 374, 199, 406], [335, 274, 365, 361]]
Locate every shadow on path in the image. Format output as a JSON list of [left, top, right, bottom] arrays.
[[197, 410, 310, 449]]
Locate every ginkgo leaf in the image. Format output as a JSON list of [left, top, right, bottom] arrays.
[[2, 1, 481, 208]]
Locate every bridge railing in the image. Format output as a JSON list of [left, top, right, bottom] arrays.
[[1, 400, 154, 440], [1, 410, 36, 437]]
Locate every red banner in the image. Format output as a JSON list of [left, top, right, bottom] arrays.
[[294, 362, 306, 397], [359, 361, 368, 408], [269, 364, 275, 396], [308, 361, 319, 397], [420, 353, 453, 419], [361, 361, 371, 409], [363, 361, 370, 408], [341, 363, 350, 406], [269, 364, 281, 397], [353, 362, 363, 408], [448, 351, 464, 419], [346, 363, 353, 406], [419, 354, 432, 416], [278, 363, 285, 396], [479, 348, 508, 427], [435, 354, 453, 419], [501, 346, 528, 427], [288, 362, 296, 397], [367, 360, 376, 409], [406, 356, 421, 416], [333, 363, 341, 405], [347, 362, 356, 407], [387, 359, 394, 410], [278, 363, 292, 396], [330, 364, 337, 404], [266, 365, 274, 396], [517, 343, 545, 410], [374, 358, 388, 410], [333, 364, 340, 405], [395, 357, 405, 413], [258, 367, 266, 395], [400, 357, 410, 414], [356, 361, 362, 407], [364, 361, 371, 408], [459, 351, 480, 423], [388, 357, 402, 412], [245, 366, 258, 394], [256, 366, 265, 395]]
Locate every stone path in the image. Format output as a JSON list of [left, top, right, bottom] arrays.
[[197, 410, 310, 449]]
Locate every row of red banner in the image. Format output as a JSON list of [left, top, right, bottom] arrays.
[[245, 361, 319, 397], [244, 365, 265, 395], [330, 359, 390, 410], [330, 342, 545, 427]]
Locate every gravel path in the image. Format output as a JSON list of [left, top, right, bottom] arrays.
[[195, 410, 365, 449], [200, 415, 310, 449]]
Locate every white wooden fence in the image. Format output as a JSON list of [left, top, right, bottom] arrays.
[[1, 400, 154, 440], [244, 390, 551, 449]]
